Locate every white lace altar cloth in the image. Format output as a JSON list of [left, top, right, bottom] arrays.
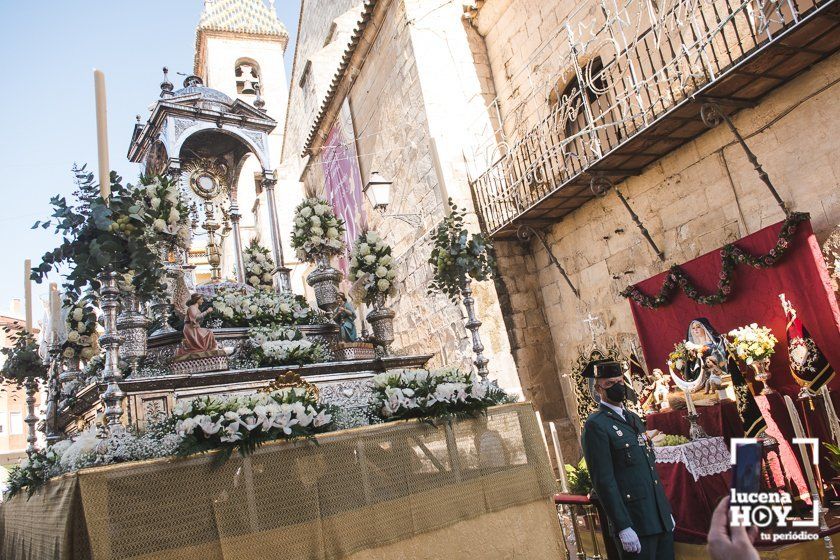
[[654, 436, 731, 481]]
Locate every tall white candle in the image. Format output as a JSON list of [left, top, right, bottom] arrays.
[[549, 422, 569, 492], [24, 260, 32, 332], [94, 69, 111, 202], [49, 283, 60, 344]]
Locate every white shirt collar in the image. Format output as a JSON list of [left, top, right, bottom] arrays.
[[600, 400, 625, 419]]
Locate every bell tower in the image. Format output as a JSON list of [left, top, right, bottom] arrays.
[[192, 0, 298, 289]]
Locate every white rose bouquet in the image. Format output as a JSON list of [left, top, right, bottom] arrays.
[[348, 230, 397, 305], [137, 175, 191, 251], [290, 198, 345, 263], [62, 297, 100, 361], [174, 388, 335, 456], [370, 366, 512, 421], [242, 239, 275, 289], [728, 323, 778, 365], [246, 325, 331, 366]]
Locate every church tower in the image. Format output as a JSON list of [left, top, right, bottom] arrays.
[[193, 0, 300, 288]]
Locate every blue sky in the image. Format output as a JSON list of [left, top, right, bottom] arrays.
[[0, 0, 300, 313]]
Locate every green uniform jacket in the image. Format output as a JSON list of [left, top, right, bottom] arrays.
[[582, 404, 674, 537]]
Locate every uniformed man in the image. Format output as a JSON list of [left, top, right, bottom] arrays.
[[581, 359, 675, 559]]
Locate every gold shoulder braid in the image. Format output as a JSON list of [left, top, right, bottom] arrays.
[[260, 371, 320, 400]]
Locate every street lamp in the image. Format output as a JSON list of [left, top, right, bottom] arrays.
[[364, 171, 422, 227], [364, 171, 392, 210]]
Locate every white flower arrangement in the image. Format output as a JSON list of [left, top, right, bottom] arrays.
[[348, 230, 397, 304], [728, 323, 778, 365], [242, 239, 275, 289], [174, 389, 335, 455], [206, 287, 322, 328], [246, 325, 331, 367], [290, 198, 346, 262], [4, 417, 182, 499], [370, 366, 512, 421], [62, 298, 100, 361], [138, 176, 191, 250]]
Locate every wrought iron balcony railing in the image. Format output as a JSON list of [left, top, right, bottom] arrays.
[[470, 0, 839, 237]]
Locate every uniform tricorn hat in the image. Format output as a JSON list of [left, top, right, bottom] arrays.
[[582, 359, 623, 379]]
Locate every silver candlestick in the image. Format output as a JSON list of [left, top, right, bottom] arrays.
[[461, 279, 489, 379], [44, 343, 63, 446], [24, 378, 38, 457], [99, 270, 125, 433]]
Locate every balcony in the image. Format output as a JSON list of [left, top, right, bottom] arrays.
[[470, 0, 840, 237]]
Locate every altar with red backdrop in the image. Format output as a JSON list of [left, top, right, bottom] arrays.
[[621, 215, 840, 543]]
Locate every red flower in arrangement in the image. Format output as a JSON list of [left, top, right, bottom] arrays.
[[722, 286, 732, 295]]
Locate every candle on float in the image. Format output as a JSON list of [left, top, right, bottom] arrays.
[[49, 283, 61, 344], [93, 69, 111, 202], [24, 260, 32, 332], [549, 421, 569, 493]]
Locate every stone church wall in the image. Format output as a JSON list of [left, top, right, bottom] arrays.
[[298, 0, 524, 395], [282, 0, 363, 166]]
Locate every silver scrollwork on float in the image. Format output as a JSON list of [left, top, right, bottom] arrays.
[[307, 254, 342, 314]]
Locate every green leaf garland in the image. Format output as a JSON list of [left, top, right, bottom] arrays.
[[621, 212, 808, 308]]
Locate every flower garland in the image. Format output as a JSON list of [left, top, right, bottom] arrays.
[[174, 389, 335, 457], [0, 329, 49, 387], [62, 297, 100, 361], [290, 198, 346, 263], [349, 230, 397, 304], [206, 287, 323, 328], [428, 200, 494, 301], [242, 239, 275, 289], [621, 212, 808, 308], [370, 367, 512, 422], [246, 326, 331, 367], [728, 324, 778, 365]]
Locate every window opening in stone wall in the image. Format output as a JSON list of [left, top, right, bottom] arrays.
[[553, 57, 608, 140], [299, 60, 312, 89], [324, 21, 337, 46], [235, 59, 261, 95]]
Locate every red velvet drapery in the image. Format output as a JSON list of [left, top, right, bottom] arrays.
[[628, 219, 840, 396]]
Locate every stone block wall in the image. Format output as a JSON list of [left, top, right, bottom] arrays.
[[281, 0, 363, 166], [516, 54, 840, 456], [299, 0, 523, 395]]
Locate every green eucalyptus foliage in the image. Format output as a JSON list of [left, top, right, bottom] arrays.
[[30, 165, 182, 302], [0, 329, 48, 387], [427, 200, 494, 301]]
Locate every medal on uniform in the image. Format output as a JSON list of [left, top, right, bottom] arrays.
[[637, 434, 646, 447], [612, 425, 623, 437]]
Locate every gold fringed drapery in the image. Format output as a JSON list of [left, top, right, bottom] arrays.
[[0, 403, 562, 560]]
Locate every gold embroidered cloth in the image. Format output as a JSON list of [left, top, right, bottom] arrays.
[[1, 402, 562, 559]]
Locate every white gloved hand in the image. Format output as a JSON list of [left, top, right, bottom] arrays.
[[618, 527, 641, 554]]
